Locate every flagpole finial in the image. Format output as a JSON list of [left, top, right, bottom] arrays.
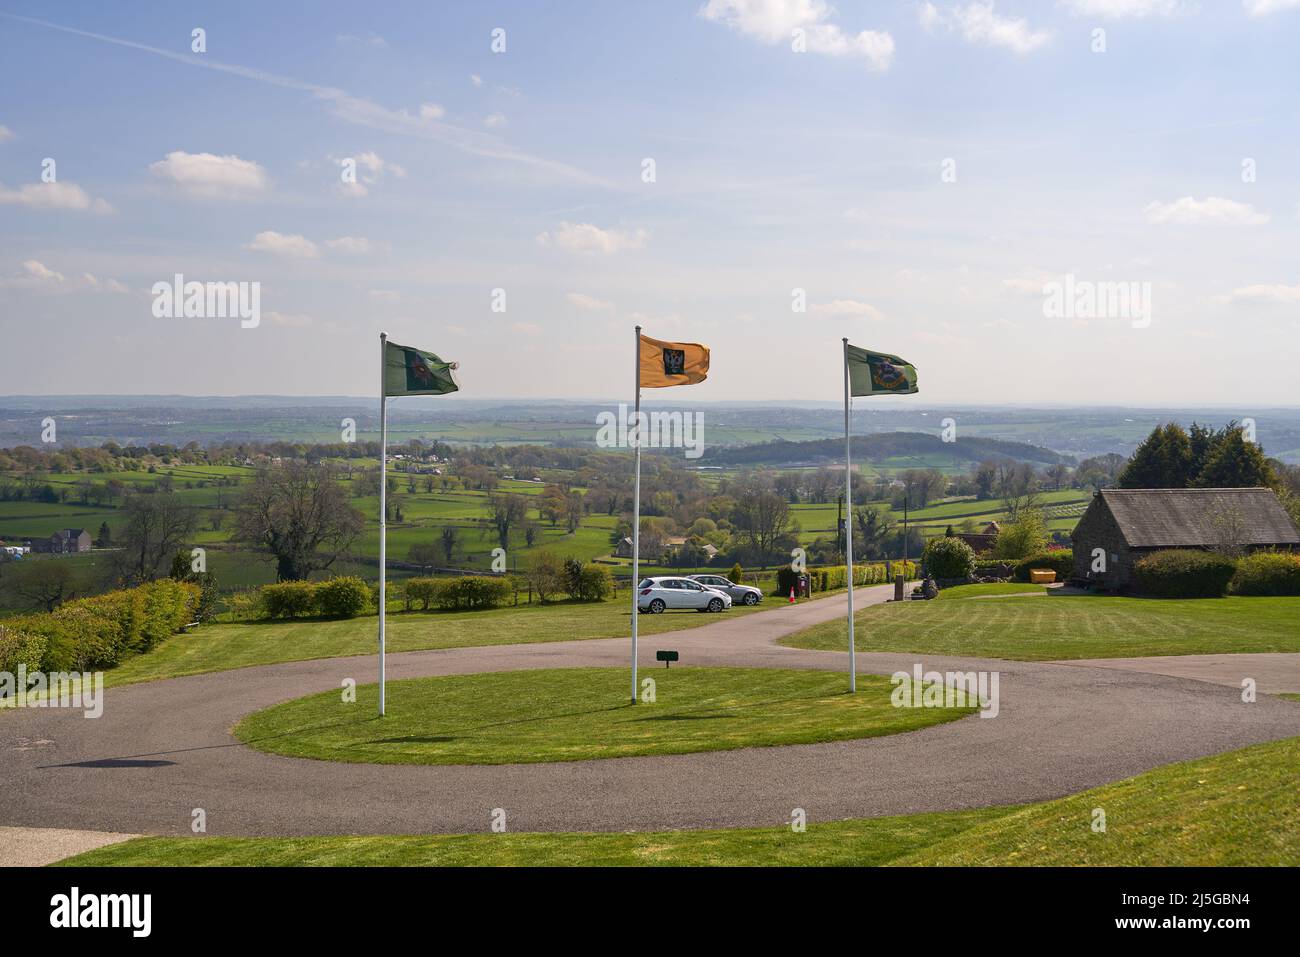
[[842, 337, 848, 343], [380, 331, 387, 341]]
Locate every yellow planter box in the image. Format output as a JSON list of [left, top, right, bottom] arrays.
[[1028, 569, 1057, 584]]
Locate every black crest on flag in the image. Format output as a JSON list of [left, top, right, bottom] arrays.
[[662, 348, 686, 376], [404, 349, 435, 391]]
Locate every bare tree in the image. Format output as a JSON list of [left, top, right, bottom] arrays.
[[114, 491, 197, 584], [487, 492, 528, 551], [440, 525, 459, 564], [12, 560, 76, 612], [234, 463, 365, 581]]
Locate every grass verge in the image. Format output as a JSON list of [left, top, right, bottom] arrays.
[[58, 735, 1300, 866], [782, 593, 1300, 660], [232, 666, 971, 765]]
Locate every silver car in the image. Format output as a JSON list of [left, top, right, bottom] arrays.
[[637, 576, 732, 614], [687, 574, 763, 606]]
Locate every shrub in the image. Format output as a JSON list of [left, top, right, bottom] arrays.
[[730, 562, 744, 584], [923, 538, 975, 579], [226, 588, 264, 621], [1011, 550, 1074, 583], [316, 577, 370, 618], [404, 577, 440, 611], [433, 576, 511, 610], [1133, 549, 1236, 598], [1230, 551, 1300, 596], [563, 561, 612, 602], [0, 625, 46, 678], [261, 581, 319, 618], [992, 511, 1049, 560], [775, 566, 801, 596]]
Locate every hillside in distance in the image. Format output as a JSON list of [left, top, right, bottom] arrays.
[[700, 432, 1070, 469]]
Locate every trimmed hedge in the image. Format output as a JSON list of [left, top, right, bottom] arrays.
[[316, 577, 370, 618], [0, 625, 46, 676], [782, 561, 916, 596], [1012, 550, 1074, 583], [430, 576, 511, 610], [923, 538, 976, 579], [1133, 549, 1237, 598], [4, 579, 200, 671], [261, 581, 319, 619], [1230, 551, 1300, 596]]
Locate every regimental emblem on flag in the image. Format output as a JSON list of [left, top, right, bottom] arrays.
[[846, 344, 918, 397], [384, 340, 459, 397], [662, 348, 686, 377], [639, 334, 709, 388]]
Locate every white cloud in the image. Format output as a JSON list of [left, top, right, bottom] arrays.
[[0, 125, 14, 142], [0, 259, 127, 292], [324, 236, 372, 254], [0, 180, 113, 213], [150, 151, 268, 198], [1224, 283, 1300, 304], [699, 0, 895, 71], [924, 2, 1052, 54], [809, 299, 886, 320], [537, 222, 648, 255], [369, 289, 401, 302], [566, 292, 614, 311], [510, 321, 542, 335], [1143, 196, 1269, 225], [247, 231, 320, 258], [1060, 0, 1182, 16], [484, 113, 507, 128], [419, 103, 446, 121], [1001, 276, 1049, 295], [1243, 0, 1300, 15], [470, 74, 483, 86]]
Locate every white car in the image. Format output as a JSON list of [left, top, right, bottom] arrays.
[[637, 576, 733, 614]]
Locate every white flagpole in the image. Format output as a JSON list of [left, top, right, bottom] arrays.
[[378, 332, 388, 717], [630, 325, 642, 705], [843, 338, 856, 693]]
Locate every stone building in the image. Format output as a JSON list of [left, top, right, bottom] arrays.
[[1071, 487, 1299, 589]]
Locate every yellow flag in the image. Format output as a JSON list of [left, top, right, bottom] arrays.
[[639, 334, 709, 388]]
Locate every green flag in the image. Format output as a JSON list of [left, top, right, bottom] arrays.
[[846, 345, 918, 397], [383, 340, 459, 397]]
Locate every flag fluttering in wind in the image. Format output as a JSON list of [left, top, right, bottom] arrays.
[[638, 334, 710, 388], [384, 340, 460, 396], [846, 345, 918, 397], [842, 340, 919, 693], [628, 327, 709, 705], [376, 334, 459, 718]]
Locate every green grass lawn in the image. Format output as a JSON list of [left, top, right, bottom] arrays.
[[100, 594, 801, 688], [933, 583, 1049, 600], [233, 667, 970, 765], [782, 593, 1300, 661], [57, 735, 1300, 866]]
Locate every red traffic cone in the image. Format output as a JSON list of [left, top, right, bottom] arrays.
[[788, 586, 796, 603]]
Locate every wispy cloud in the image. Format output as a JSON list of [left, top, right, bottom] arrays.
[[1060, 0, 1183, 17], [1243, 0, 1300, 16], [921, 2, 1052, 54], [537, 222, 648, 255], [0, 180, 113, 213], [0, 12, 613, 189], [699, 0, 895, 71], [1144, 196, 1269, 225]]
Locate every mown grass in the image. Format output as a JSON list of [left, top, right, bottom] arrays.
[[100, 596, 794, 688], [933, 582, 1049, 600], [782, 593, 1300, 660], [233, 667, 970, 765], [58, 735, 1300, 866]]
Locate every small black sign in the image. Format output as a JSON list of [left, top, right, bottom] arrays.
[[662, 348, 685, 376], [656, 649, 679, 668]]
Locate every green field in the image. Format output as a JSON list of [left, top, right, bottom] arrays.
[[783, 592, 1300, 660], [232, 667, 971, 765], [58, 734, 1300, 866]]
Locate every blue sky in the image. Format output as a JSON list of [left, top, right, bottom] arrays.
[[1, 0, 1298, 405]]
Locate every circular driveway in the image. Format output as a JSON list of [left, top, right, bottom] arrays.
[[4, 584, 1300, 838]]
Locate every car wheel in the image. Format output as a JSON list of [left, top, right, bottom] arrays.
[[707, 598, 724, 613], [649, 598, 666, 614], [743, 592, 759, 605]]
